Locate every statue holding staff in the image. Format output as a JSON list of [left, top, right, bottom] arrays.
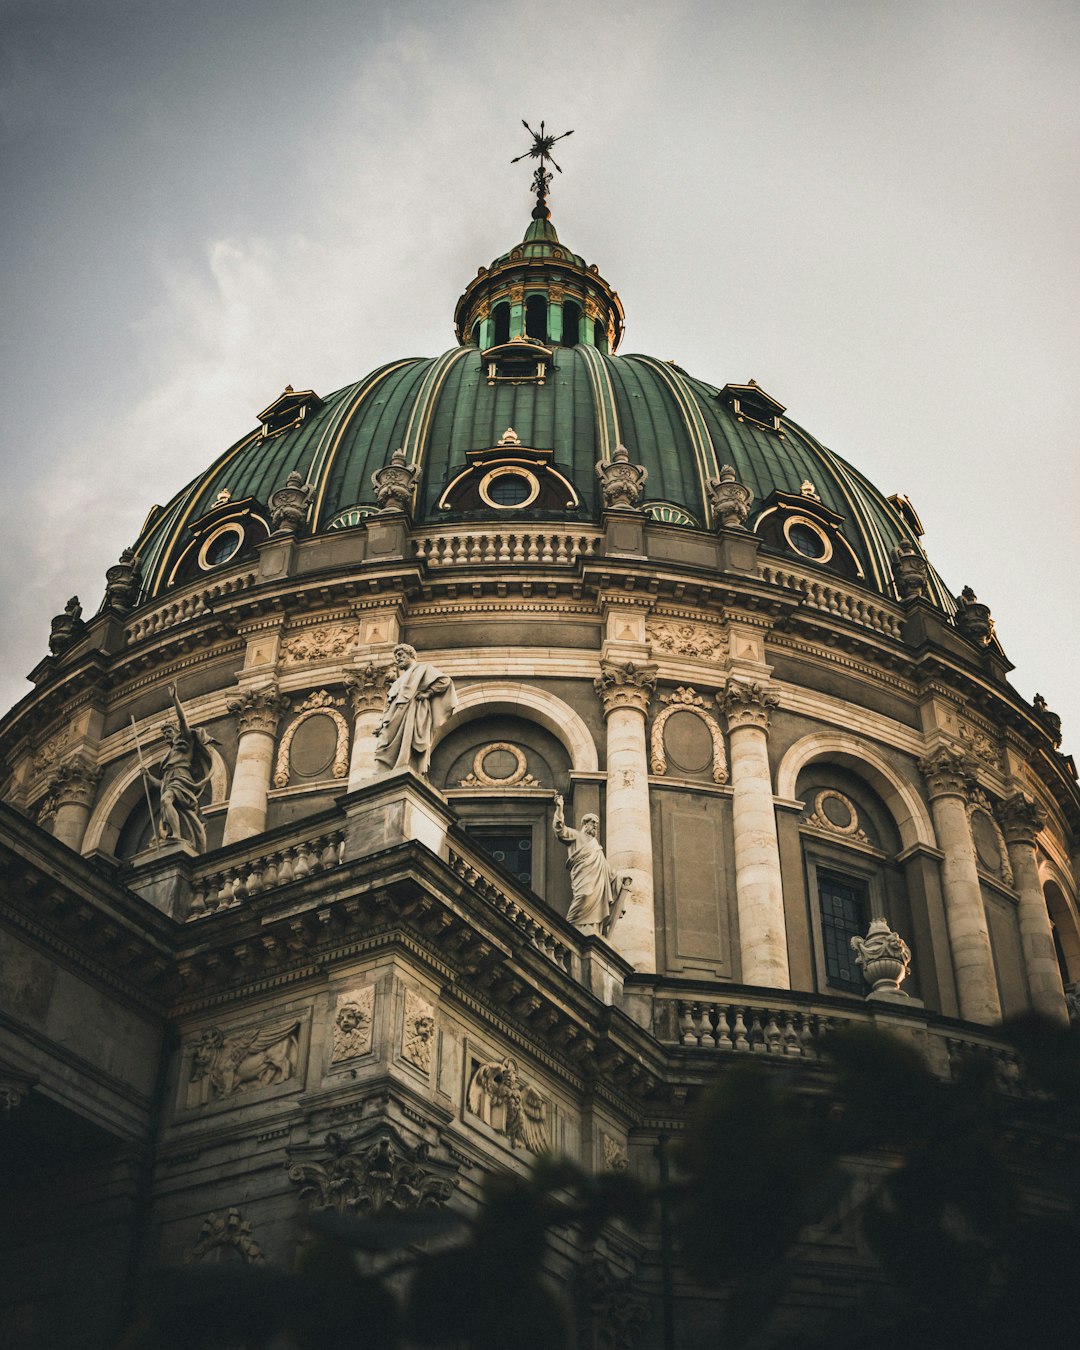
[[142, 684, 216, 851], [374, 644, 457, 778], [552, 793, 631, 937]]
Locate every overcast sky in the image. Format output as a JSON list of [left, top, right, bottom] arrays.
[[1, 0, 1077, 756]]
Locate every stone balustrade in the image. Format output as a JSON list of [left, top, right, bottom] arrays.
[[448, 845, 571, 972], [758, 564, 905, 639], [413, 529, 602, 568], [675, 997, 849, 1057], [188, 829, 345, 918], [125, 572, 256, 642]]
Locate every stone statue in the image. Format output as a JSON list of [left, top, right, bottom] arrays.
[[143, 684, 217, 851], [850, 917, 912, 998], [552, 793, 631, 936], [268, 470, 314, 536], [374, 644, 457, 777]]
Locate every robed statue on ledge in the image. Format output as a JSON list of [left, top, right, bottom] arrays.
[[552, 793, 631, 937], [374, 644, 458, 778]]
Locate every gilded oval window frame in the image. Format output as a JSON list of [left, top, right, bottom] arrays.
[[478, 466, 540, 511]]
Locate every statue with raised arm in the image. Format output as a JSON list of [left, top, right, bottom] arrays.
[[552, 793, 630, 937], [143, 685, 216, 851], [373, 644, 457, 778]]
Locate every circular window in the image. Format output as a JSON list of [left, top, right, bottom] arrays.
[[783, 516, 832, 562], [478, 467, 540, 510], [198, 523, 244, 569]]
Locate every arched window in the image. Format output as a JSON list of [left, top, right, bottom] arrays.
[[493, 302, 510, 345], [525, 295, 548, 343], [593, 319, 606, 351], [562, 300, 581, 347]]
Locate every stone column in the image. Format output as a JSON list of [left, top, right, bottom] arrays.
[[345, 663, 391, 789], [43, 756, 102, 852], [919, 747, 1001, 1024], [1000, 792, 1069, 1023], [720, 681, 789, 989], [595, 660, 658, 972], [222, 686, 288, 845]]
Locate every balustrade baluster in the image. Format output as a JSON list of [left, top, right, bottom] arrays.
[[781, 1011, 801, 1055], [764, 1011, 782, 1053], [747, 1007, 765, 1052], [679, 1002, 697, 1045], [732, 1006, 749, 1051]]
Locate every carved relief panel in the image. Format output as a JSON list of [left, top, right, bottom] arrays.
[[181, 1011, 309, 1114], [465, 1052, 550, 1154], [400, 988, 436, 1076], [650, 686, 728, 784], [330, 985, 376, 1064], [274, 690, 350, 788]]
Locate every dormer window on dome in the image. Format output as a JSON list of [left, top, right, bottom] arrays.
[[438, 428, 579, 515], [754, 484, 864, 579], [257, 385, 323, 440], [482, 336, 553, 386], [166, 493, 271, 586], [721, 380, 786, 435]]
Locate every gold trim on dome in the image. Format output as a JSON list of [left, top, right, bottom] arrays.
[[782, 515, 834, 563], [477, 466, 541, 510], [196, 522, 245, 571]]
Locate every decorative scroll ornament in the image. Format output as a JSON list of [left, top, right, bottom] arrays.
[[967, 790, 1014, 887], [918, 744, 976, 800], [594, 660, 658, 717], [801, 788, 868, 843], [371, 447, 421, 513], [273, 690, 350, 788], [186, 1018, 301, 1107], [646, 618, 726, 661], [402, 990, 436, 1073], [954, 585, 994, 646], [0, 1071, 35, 1116], [467, 1056, 549, 1153], [104, 546, 142, 611], [286, 1127, 458, 1214], [719, 680, 779, 731], [331, 986, 376, 1063], [227, 685, 289, 737], [344, 662, 392, 715], [269, 470, 315, 537], [707, 464, 753, 530], [185, 1208, 266, 1266], [459, 742, 540, 788], [279, 622, 359, 667], [890, 540, 929, 601], [48, 596, 84, 655], [999, 791, 1046, 847], [596, 444, 648, 510], [650, 687, 728, 784], [850, 917, 912, 997]]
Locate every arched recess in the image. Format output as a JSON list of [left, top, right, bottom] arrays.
[[1039, 858, 1080, 984], [431, 681, 598, 774], [84, 746, 230, 856], [776, 732, 934, 852]]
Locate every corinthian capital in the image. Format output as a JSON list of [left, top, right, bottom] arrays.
[[345, 663, 392, 715], [720, 680, 779, 731], [43, 755, 102, 811], [999, 792, 1046, 847], [227, 686, 289, 737], [594, 660, 657, 717], [918, 744, 976, 800]]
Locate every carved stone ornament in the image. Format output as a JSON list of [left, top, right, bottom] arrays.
[[185, 1018, 301, 1109], [578, 1258, 650, 1350], [650, 687, 728, 784], [467, 1056, 550, 1153], [48, 595, 84, 655], [344, 662, 392, 715], [371, 447, 421, 513], [185, 1208, 266, 1265], [40, 755, 102, 815], [331, 987, 376, 1063], [279, 621, 359, 667], [1033, 693, 1063, 748], [286, 1126, 458, 1214], [999, 791, 1046, 848], [151, 686, 216, 852], [1066, 983, 1080, 1028], [33, 725, 70, 773], [958, 720, 1000, 768], [719, 680, 779, 731], [402, 989, 436, 1074], [954, 585, 994, 646], [850, 917, 912, 997], [707, 464, 753, 530], [645, 618, 726, 661], [890, 539, 929, 601], [0, 1070, 35, 1116], [601, 1132, 629, 1173], [268, 470, 314, 536], [104, 546, 142, 611], [227, 685, 289, 737], [596, 444, 648, 510], [273, 691, 350, 788], [966, 791, 1014, 887], [459, 742, 540, 788], [801, 788, 869, 843], [594, 660, 658, 717], [918, 744, 976, 800]]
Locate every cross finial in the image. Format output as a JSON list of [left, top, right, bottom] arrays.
[[511, 120, 574, 219]]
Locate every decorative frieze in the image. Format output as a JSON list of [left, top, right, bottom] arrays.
[[467, 1056, 550, 1153], [279, 622, 359, 667], [344, 662, 392, 715], [185, 1208, 266, 1265], [595, 660, 657, 717], [601, 1132, 629, 1173], [707, 464, 752, 529], [402, 990, 436, 1074], [596, 444, 648, 510], [227, 685, 289, 737], [331, 987, 376, 1063], [286, 1127, 458, 1213], [185, 1018, 301, 1108], [649, 687, 728, 784], [719, 680, 779, 731], [918, 744, 976, 800], [958, 719, 1001, 768], [646, 618, 725, 661], [371, 447, 421, 513]]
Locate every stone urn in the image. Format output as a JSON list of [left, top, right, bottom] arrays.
[[850, 918, 911, 998]]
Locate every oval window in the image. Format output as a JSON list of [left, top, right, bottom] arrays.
[[198, 524, 244, 569], [478, 467, 540, 510], [784, 516, 832, 562]]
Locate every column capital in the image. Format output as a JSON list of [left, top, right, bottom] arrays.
[[227, 685, 289, 737], [918, 744, 977, 800], [720, 679, 779, 732], [999, 791, 1046, 847], [345, 662, 392, 716], [594, 660, 657, 718], [42, 755, 102, 812]]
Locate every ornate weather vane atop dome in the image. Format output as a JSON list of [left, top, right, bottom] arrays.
[[511, 119, 573, 220]]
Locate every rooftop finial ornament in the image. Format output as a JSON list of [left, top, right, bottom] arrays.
[[511, 119, 574, 219]]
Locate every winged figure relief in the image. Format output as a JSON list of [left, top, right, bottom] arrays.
[[468, 1056, 549, 1154]]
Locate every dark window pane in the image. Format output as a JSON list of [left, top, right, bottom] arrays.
[[818, 871, 869, 993], [468, 827, 534, 888]]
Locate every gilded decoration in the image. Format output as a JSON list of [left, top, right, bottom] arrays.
[[467, 1056, 549, 1153], [279, 622, 359, 667], [801, 789, 869, 844], [646, 618, 725, 661], [650, 687, 728, 784], [402, 990, 436, 1074], [185, 1208, 266, 1266], [966, 791, 1014, 887], [286, 1128, 458, 1214], [331, 986, 376, 1063], [595, 660, 657, 717], [458, 742, 540, 789], [273, 690, 350, 788], [185, 1018, 301, 1109], [719, 680, 779, 731]]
